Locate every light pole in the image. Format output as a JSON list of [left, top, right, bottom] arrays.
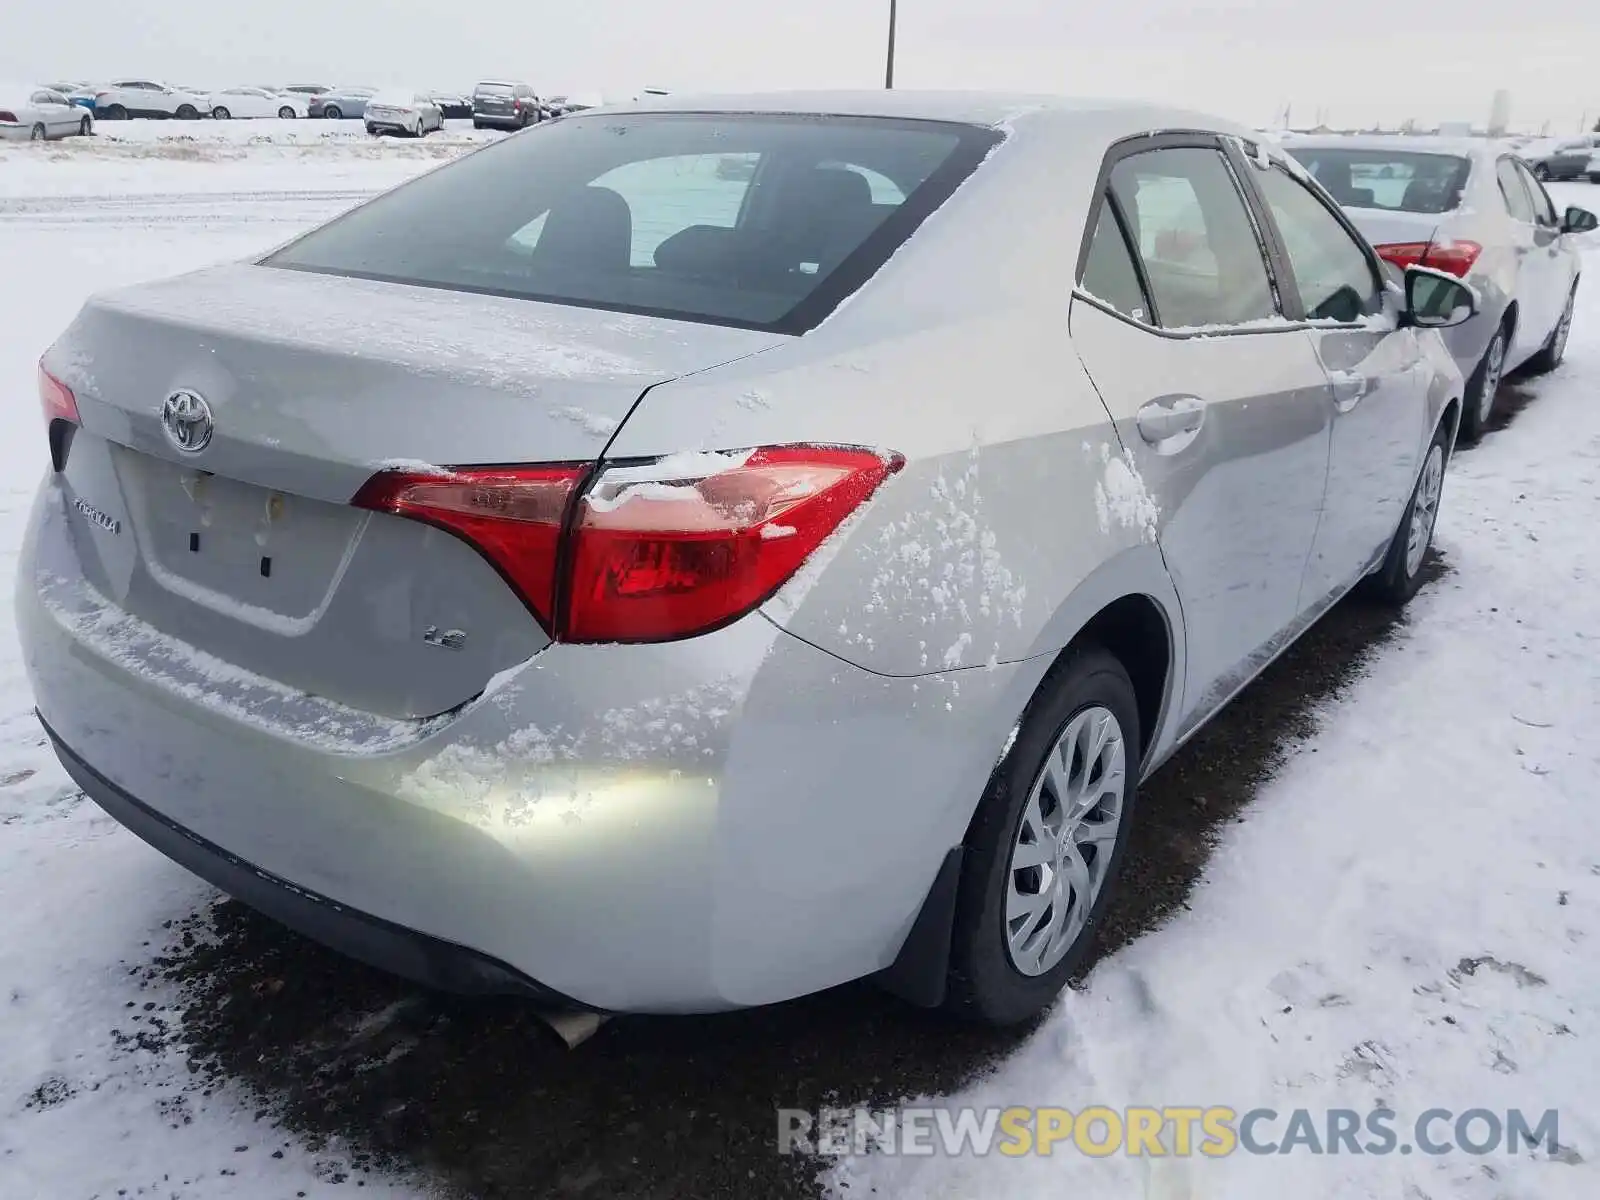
[[885, 0, 898, 89]]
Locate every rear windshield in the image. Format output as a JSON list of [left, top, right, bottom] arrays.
[[1284, 147, 1471, 215], [264, 112, 997, 333], [476, 83, 515, 96]]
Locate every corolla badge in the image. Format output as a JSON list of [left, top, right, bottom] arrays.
[[161, 389, 214, 454]]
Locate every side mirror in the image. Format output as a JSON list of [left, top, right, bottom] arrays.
[[1403, 267, 1477, 329], [1562, 206, 1598, 234]]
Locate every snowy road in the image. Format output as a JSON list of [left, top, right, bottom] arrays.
[[1, 149, 1598, 1200]]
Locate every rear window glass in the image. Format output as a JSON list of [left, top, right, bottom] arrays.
[[476, 83, 515, 96], [1284, 148, 1470, 215], [264, 113, 997, 333]]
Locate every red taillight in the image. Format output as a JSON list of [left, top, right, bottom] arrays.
[[39, 363, 80, 426], [567, 446, 901, 642], [352, 464, 584, 632], [1374, 239, 1481, 278], [0, 111, 18, 124], [1373, 242, 1429, 271], [352, 445, 901, 643]]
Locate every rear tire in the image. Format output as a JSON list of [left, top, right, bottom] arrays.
[[1533, 163, 1551, 181], [175, 104, 198, 120], [212, 106, 231, 120], [278, 105, 296, 120], [1364, 422, 1449, 607], [1523, 285, 1576, 375], [101, 103, 126, 120], [79, 116, 92, 136], [944, 647, 1141, 1026], [30, 123, 46, 141], [1458, 324, 1507, 444], [324, 105, 342, 120]]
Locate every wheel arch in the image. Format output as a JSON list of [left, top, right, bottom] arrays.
[[877, 560, 1184, 1010], [1019, 543, 1184, 774]]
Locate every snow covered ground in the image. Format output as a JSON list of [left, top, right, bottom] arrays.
[[0, 139, 1598, 1199]]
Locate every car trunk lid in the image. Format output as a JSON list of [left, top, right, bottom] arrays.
[[47, 263, 783, 719]]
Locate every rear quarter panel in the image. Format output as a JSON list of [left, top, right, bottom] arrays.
[[604, 112, 1184, 689]]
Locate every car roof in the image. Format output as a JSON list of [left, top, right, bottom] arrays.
[[1280, 133, 1503, 160], [590, 90, 1257, 141]]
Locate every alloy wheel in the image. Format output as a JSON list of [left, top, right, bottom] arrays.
[[1405, 444, 1445, 579], [1005, 705, 1128, 976]]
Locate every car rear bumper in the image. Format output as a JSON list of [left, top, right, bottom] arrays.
[[473, 113, 522, 127], [46, 720, 591, 1007], [20, 474, 1034, 1012]]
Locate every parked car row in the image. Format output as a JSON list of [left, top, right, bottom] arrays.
[[0, 84, 94, 140], [26, 92, 1574, 1031], [1283, 133, 1593, 441], [17, 77, 638, 136]]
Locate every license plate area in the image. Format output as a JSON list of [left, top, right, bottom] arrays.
[[111, 446, 359, 621]]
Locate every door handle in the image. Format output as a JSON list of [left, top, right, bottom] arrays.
[[1135, 395, 1206, 445], [1329, 371, 1370, 412]]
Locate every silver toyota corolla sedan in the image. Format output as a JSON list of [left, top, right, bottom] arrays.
[[1284, 135, 1594, 442], [23, 93, 1474, 1026]]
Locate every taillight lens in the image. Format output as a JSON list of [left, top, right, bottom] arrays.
[[1373, 241, 1429, 272], [352, 465, 585, 631], [0, 111, 18, 124], [39, 363, 80, 426], [1374, 239, 1481, 278], [567, 446, 901, 642], [351, 446, 901, 643]]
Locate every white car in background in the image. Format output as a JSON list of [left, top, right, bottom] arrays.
[[211, 87, 306, 120], [0, 85, 95, 140], [363, 89, 443, 137], [92, 80, 209, 121]]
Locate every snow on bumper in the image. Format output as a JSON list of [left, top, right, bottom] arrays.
[[17, 476, 1030, 1012]]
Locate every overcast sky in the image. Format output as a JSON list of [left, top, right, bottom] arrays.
[[9, 0, 1599, 132]]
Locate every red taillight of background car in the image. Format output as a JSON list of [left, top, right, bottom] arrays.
[[39, 363, 80, 426], [352, 445, 902, 644], [0, 111, 18, 124], [1374, 239, 1482, 278]]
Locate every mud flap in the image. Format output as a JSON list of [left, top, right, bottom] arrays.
[[873, 847, 963, 1009]]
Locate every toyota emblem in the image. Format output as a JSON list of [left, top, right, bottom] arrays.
[[161, 389, 214, 454]]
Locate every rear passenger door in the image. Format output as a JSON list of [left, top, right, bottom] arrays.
[[1242, 154, 1430, 611], [1512, 158, 1574, 351], [1069, 135, 1334, 737], [1495, 156, 1559, 362]]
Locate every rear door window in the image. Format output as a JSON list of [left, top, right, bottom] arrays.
[[266, 113, 998, 333], [1078, 203, 1153, 323], [1108, 146, 1278, 329], [1496, 159, 1536, 223]]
